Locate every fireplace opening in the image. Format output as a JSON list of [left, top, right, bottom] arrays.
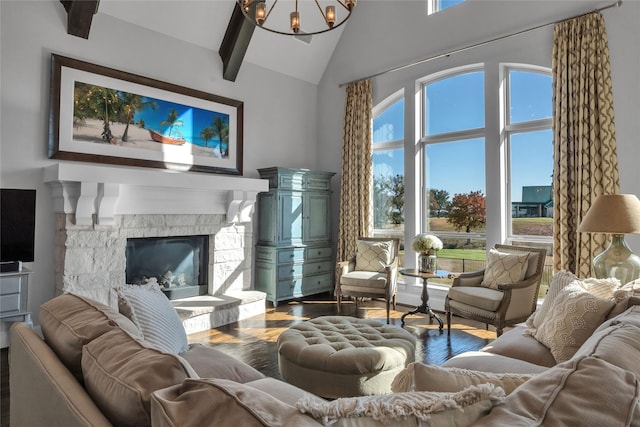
[[125, 235, 209, 300]]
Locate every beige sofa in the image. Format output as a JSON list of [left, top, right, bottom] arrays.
[[10, 286, 640, 426]]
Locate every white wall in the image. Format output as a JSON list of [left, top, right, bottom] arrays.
[[0, 0, 321, 341], [318, 0, 640, 254]]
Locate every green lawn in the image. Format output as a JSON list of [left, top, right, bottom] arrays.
[[438, 248, 486, 261]]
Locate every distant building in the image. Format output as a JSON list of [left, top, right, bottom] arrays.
[[512, 186, 553, 218]]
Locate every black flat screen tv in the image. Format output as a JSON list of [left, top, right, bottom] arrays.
[[1, 189, 36, 263]]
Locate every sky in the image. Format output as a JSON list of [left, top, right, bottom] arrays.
[[373, 69, 553, 203]]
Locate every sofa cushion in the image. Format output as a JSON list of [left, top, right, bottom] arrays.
[[472, 357, 640, 427], [446, 286, 504, 311], [180, 343, 265, 383], [390, 362, 534, 395], [574, 320, 640, 378], [441, 351, 549, 375], [482, 325, 557, 368], [151, 378, 322, 427], [533, 282, 616, 363], [355, 240, 392, 272], [244, 377, 326, 407], [82, 328, 198, 427], [117, 282, 189, 354], [480, 249, 530, 289], [297, 383, 505, 427], [39, 293, 143, 382]]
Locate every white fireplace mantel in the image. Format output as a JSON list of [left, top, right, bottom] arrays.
[[43, 163, 269, 225]]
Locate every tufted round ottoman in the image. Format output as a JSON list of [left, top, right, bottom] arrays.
[[277, 316, 416, 398]]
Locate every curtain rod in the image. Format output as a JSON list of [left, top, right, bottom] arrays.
[[338, 0, 622, 88]]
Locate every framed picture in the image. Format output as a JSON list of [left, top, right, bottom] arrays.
[[49, 54, 243, 175]]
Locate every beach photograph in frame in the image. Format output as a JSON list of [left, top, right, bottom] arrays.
[[49, 54, 243, 175]]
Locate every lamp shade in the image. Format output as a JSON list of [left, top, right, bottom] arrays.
[[578, 194, 640, 234]]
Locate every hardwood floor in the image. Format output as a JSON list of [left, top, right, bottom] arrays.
[[0, 295, 496, 427]]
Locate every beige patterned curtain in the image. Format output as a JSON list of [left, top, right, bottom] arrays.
[[552, 12, 619, 277], [336, 80, 373, 268]]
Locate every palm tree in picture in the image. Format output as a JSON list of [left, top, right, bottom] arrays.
[[200, 126, 215, 149], [74, 83, 121, 143], [211, 114, 229, 157], [120, 93, 157, 142], [160, 109, 183, 138]]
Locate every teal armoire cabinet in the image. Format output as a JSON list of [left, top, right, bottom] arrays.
[[255, 167, 335, 306]]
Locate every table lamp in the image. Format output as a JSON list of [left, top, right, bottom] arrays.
[[578, 194, 640, 284]]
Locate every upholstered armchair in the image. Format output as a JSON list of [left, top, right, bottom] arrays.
[[445, 244, 547, 337], [336, 237, 400, 324]]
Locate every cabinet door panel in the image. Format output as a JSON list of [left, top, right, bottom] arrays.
[[257, 192, 276, 245], [279, 192, 304, 244], [304, 193, 331, 242]]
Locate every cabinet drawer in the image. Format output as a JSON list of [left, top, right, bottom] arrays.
[[301, 273, 333, 293], [303, 260, 333, 276], [277, 247, 331, 263], [306, 246, 332, 261], [0, 294, 21, 314], [278, 261, 332, 279], [278, 248, 306, 263], [1, 276, 23, 295]]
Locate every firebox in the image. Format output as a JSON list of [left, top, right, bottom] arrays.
[[125, 235, 209, 300]]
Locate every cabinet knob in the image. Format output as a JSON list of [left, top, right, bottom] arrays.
[[290, 254, 295, 258], [291, 269, 295, 273]]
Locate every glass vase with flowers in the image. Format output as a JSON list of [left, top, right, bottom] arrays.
[[412, 233, 443, 273]]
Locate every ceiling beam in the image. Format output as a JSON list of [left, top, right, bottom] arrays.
[[59, 0, 100, 39], [219, 3, 256, 82]]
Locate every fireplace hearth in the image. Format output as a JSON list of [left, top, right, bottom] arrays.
[[126, 235, 208, 300]]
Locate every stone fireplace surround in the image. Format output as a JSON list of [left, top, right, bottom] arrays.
[[44, 163, 269, 334]]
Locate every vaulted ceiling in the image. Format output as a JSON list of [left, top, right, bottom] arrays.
[[66, 0, 350, 85]]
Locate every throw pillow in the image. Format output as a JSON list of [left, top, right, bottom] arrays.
[[39, 293, 144, 383], [151, 378, 321, 427], [525, 271, 620, 336], [296, 383, 505, 427], [355, 240, 392, 273], [117, 282, 189, 354], [82, 328, 198, 427], [391, 362, 534, 395], [533, 282, 616, 363], [480, 249, 530, 290], [471, 357, 640, 427]]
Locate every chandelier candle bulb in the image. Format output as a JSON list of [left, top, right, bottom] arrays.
[[256, 1, 266, 25], [290, 11, 300, 33], [326, 6, 336, 27]]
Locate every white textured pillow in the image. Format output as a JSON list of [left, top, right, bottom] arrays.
[[480, 249, 531, 289], [117, 283, 189, 355], [391, 362, 533, 395], [297, 384, 505, 427], [355, 240, 392, 272], [534, 282, 616, 363], [525, 271, 620, 336]]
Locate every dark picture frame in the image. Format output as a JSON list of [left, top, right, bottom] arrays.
[[49, 54, 243, 175]]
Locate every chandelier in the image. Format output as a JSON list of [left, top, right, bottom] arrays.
[[238, 0, 356, 36]]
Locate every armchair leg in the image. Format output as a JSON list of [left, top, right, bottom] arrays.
[[446, 311, 451, 335], [386, 300, 390, 324], [337, 294, 342, 314], [496, 327, 503, 337], [392, 294, 397, 310]]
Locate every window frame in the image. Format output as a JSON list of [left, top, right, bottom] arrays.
[[418, 64, 486, 234], [503, 64, 553, 243], [372, 89, 405, 237]]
